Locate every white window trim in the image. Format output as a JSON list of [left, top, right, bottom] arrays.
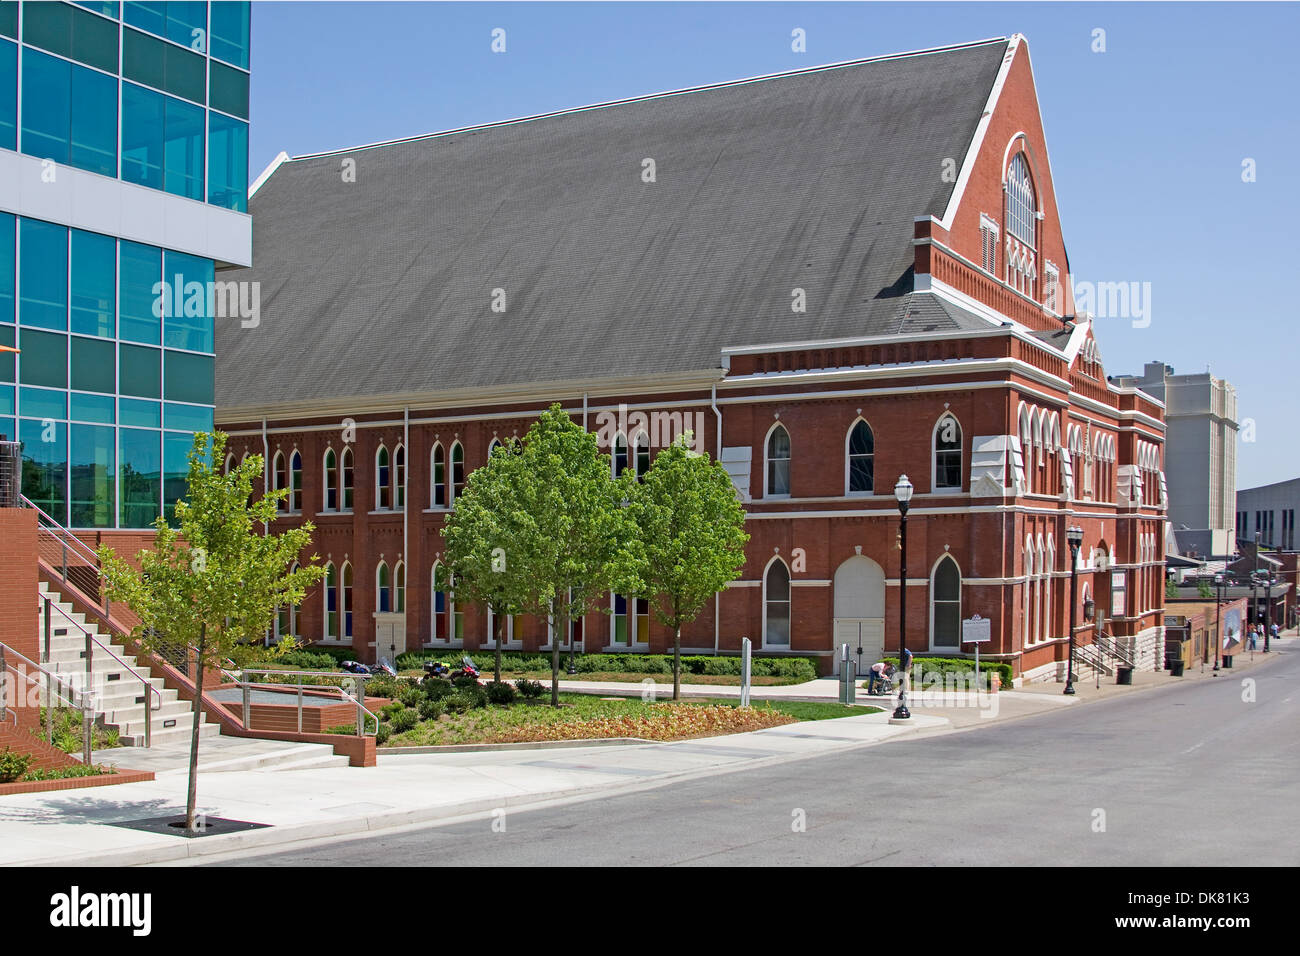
[[761, 556, 792, 650], [763, 421, 792, 500], [932, 413, 964, 492], [844, 417, 875, 497], [928, 554, 962, 653]]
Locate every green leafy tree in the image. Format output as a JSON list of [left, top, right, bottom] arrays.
[[442, 438, 530, 683], [627, 436, 749, 699], [97, 432, 325, 831], [492, 404, 643, 706]]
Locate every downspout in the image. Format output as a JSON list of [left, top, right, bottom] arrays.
[[404, 405, 410, 631], [261, 418, 269, 534], [583, 392, 588, 431], [712, 382, 722, 654]]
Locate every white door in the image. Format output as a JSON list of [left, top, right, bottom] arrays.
[[832, 556, 886, 675]]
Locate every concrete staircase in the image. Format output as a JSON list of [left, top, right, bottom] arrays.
[[37, 581, 221, 748]]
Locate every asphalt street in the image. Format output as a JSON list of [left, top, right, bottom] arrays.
[[216, 647, 1300, 866]]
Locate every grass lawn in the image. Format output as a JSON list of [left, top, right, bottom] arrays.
[[379, 694, 880, 747]]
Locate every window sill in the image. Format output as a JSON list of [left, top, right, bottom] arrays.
[[368, 508, 407, 516], [318, 509, 354, 517]]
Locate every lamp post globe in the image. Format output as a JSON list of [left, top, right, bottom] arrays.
[[893, 475, 913, 721]]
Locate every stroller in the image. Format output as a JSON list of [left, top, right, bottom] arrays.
[[865, 664, 897, 696]]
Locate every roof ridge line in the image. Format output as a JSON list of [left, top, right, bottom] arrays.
[[284, 36, 1011, 163]]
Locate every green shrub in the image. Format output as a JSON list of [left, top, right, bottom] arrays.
[[418, 699, 445, 721], [0, 748, 32, 784], [375, 726, 392, 746], [881, 655, 1012, 689], [422, 677, 454, 700], [398, 686, 425, 708], [390, 709, 419, 733], [365, 675, 401, 699], [514, 678, 545, 699], [324, 724, 356, 735], [452, 674, 481, 689], [380, 702, 405, 720], [485, 680, 516, 705]]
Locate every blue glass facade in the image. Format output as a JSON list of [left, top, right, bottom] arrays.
[[0, 211, 216, 528], [1, 0, 249, 211], [0, 2, 242, 528]]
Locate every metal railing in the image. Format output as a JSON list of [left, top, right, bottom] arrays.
[[22, 496, 110, 614], [0, 640, 97, 764], [231, 668, 379, 737], [40, 593, 161, 748]]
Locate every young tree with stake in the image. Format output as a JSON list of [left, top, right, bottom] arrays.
[[97, 432, 324, 832], [505, 405, 643, 706], [627, 435, 748, 699], [442, 438, 530, 683]]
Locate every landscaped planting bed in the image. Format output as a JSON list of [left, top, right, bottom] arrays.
[[327, 676, 881, 747]]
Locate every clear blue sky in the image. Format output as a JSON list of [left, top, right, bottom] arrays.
[[247, 1, 1299, 491]]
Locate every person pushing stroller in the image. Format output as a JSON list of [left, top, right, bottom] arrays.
[[865, 661, 896, 696]]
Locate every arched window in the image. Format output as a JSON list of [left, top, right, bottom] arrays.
[[763, 559, 791, 647], [277, 563, 300, 640], [324, 562, 338, 640], [613, 433, 629, 478], [847, 420, 874, 494], [341, 561, 353, 639], [633, 430, 651, 479], [450, 442, 465, 504], [488, 438, 502, 457], [934, 415, 962, 491], [431, 443, 446, 508], [931, 556, 961, 649], [1006, 153, 1036, 246], [1023, 537, 1035, 646], [431, 562, 447, 642], [394, 561, 405, 613], [394, 445, 405, 509], [340, 446, 354, 511], [272, 451, 287, 512], [324, 448, 338, 511], [376, 445, 391, 510], [376, 561, 391, 613], [766, 424, 791, 497], [288, 450, 302, 512], [223, 453, 234, 476]]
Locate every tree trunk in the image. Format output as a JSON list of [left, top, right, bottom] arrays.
[[550, 599, 562, 708], [674, 626, 682, 701], [493, 608, 504, 684], [186, 623, 207, 832]]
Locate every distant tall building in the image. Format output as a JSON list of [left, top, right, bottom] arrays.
[[1, 1, 252, 532], [1237, 478, 1299, 551], [1112, 361, 1237, 556]]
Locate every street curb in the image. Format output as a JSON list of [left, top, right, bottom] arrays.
[[23, 716, 948, 867], [379, 737, 659, 755]]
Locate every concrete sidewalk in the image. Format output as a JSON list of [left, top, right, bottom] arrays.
[[0, 709, 948, 867]]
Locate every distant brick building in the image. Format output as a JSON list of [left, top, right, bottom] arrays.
[[214, 36, 1167, 679]]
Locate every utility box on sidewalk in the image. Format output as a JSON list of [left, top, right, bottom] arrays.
[[839, 644, 855, 705]]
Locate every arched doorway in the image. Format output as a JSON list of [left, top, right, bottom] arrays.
[[833, 555, 885, 675]]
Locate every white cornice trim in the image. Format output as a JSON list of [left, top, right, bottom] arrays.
[[938, 35, 1020, 230], [250, 150, 290, 199]]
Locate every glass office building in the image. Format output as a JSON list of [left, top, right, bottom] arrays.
[[0, 1, 251, 528]]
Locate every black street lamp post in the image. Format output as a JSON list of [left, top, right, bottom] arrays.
[[893, 474, 913, 721], [1214, 573, 1225, 672], [1065, 525, 1083, 695]]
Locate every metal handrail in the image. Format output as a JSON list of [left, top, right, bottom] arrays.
[[231, 675, 380, 737], [41, 594, 160, 746], [0, 639, 96, 762], [1093, 629, 1136, 668]]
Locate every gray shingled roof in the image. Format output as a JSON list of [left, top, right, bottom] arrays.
[[216, 38, 1009, 411]]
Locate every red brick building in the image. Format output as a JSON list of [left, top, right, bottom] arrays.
[[214, 36, 1167, 680]]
